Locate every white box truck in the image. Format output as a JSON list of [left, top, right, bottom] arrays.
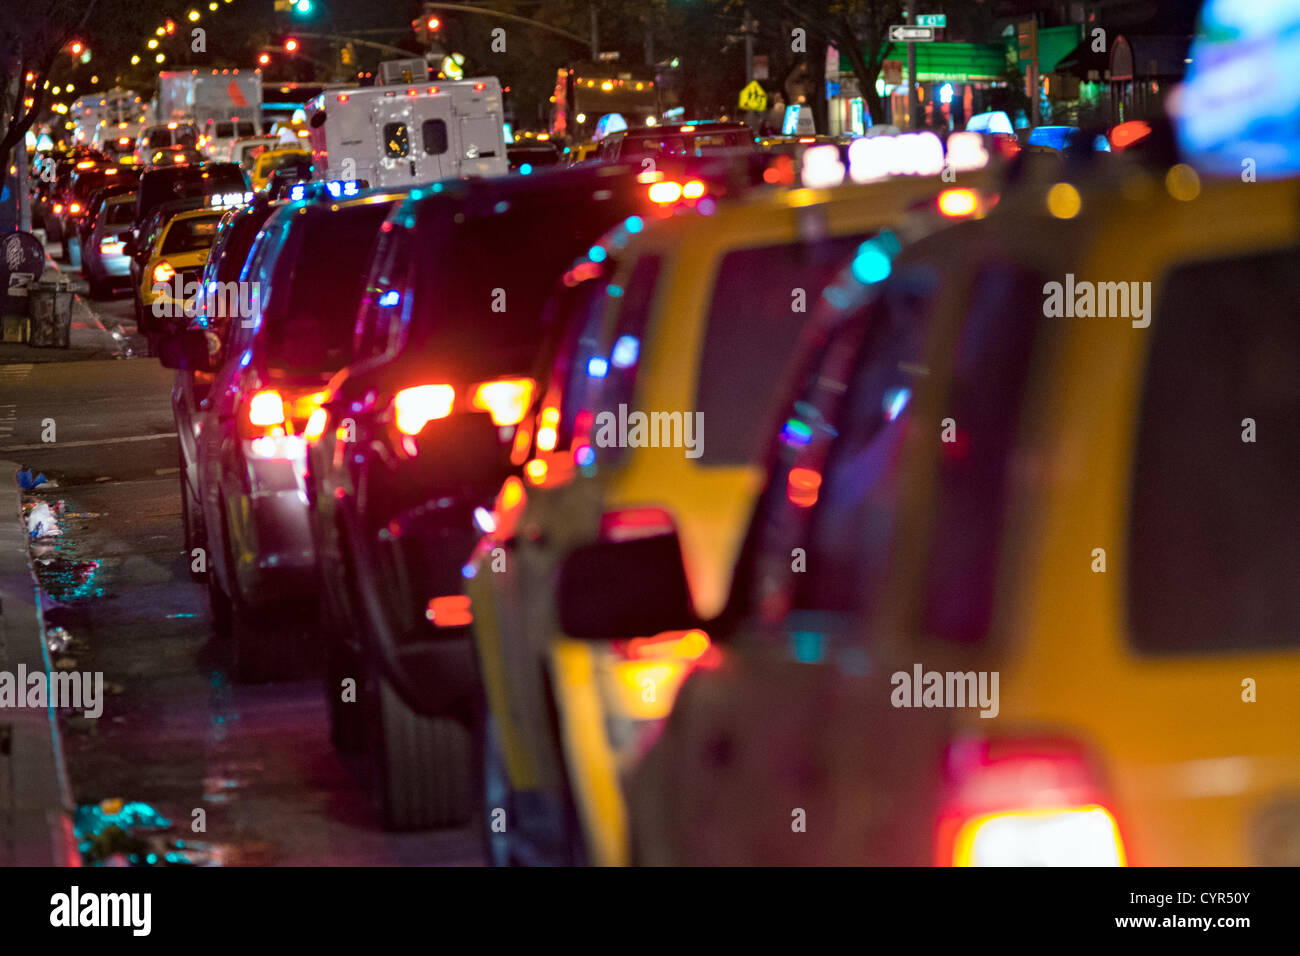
[[304, 76, 508, 187], [155, 70, 262, 131]]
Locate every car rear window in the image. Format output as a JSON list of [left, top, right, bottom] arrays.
[[144, 129, 171, 148], [264, 202, 398, 374], [162, 214, 224, 254], [695, 235, 866, 466], [106, 200, 136, 226], [921, 264, 1043, 646], [1127, 245, 1300, 653], [408, 188, 641, 379], [138, 164, 246, 221]]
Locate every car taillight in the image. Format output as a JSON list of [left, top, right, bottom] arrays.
[[303, 406, 328, 442], [937, 188, 978, 218], [681, 179, 706, 199], [600, 507, 675, 542], [614, 628, 711, 662], [938, 737, 1127, 867], [53, 203, 64, 214], [152, 261, 175, 284], [648, 181, 682, 204], [393, 384, 454, 435], [471, 377, 534, 427], [100, 239, 123, 254], [425, 594, 473, 627], [68, 202, 82, 215], [247, 389, 286, 427]]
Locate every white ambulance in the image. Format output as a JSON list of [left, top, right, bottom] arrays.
[[304, 74, 508, 187]]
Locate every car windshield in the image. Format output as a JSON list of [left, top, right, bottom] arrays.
[[263, 202, 398, 375], [162, 214, 224, 254]]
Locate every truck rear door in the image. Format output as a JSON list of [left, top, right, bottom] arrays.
[[412, 95, 455, 183], [371, 97, 418, 187]]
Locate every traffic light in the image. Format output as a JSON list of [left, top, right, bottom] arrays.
[[258, 52, 272, 66], [284, 37, 299, 53], [414, 6, 442, 47], [69, 41, 84, 56], [294, 0, 312, 12]]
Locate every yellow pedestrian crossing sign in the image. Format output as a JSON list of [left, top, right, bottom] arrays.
[[739, 81, 768, 113]]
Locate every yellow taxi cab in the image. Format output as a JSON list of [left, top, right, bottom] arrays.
[[137, 206, 226, 333], [608, 165, 1300, 866], [465, 164, 998, 865], [917, 169, 1300, 867], [249, 147, 312, 193]]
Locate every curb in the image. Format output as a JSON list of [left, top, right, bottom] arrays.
[[0, 459, 77, 865]]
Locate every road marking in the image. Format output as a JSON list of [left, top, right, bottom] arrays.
[[0, 432, 178, 452], [0, 364, 34, 385]]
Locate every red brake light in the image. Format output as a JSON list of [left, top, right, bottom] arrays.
[[471, 377, 534, 427], [248, 389, 286, 427], [304, 406, 328, 442], [615, 628, 711, 661], [648, 181, 682, 204], [393, 384, 455, 435], [151, 261, 175, 284], [787, 466, 822, 508], [937, 188, 978, 218], [600, 507, 675, 542], [426, 594, 472, 627], [68, 202, 82, 215], [938, 737, 1126, 867]]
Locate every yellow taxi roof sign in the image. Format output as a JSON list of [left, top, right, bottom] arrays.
[[739, 81, 768, 113]]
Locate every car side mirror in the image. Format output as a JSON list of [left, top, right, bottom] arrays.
[[156, 327, 216, 371], [557, 532, 700, 639]]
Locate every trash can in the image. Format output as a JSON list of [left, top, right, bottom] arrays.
[[28, 277, 74, 348]]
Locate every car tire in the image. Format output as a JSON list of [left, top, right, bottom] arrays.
[[207, 560, 233, 637], [180, 451, 207, 580], [326, 640, 366, 754], [230, 599, 297, 684], [367, 673, 473, 831]]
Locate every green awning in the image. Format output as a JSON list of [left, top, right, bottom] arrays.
[[881, 41, 1010, 82], [1008, 24, 1085, 74]]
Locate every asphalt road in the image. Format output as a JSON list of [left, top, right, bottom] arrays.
[[0, 347, 481, 865]]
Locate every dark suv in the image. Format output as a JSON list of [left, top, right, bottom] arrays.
[[303, 165, 654, 830], [172, 188, 411, 683]]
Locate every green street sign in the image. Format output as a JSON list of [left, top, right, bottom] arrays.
[[916, 14, 947, 28]]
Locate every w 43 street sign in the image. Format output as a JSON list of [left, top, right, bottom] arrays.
[[916, 14, 947, 28]]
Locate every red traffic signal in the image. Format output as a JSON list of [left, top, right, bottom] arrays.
[[258, 52, 272, 66], [284, 37, 300, 53], [426, 16, 440, 31], [69, 41, 85, 56]]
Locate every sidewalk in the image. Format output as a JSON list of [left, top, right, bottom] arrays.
[[0, 459, 76, 865], [1, 231, 132, 360]]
